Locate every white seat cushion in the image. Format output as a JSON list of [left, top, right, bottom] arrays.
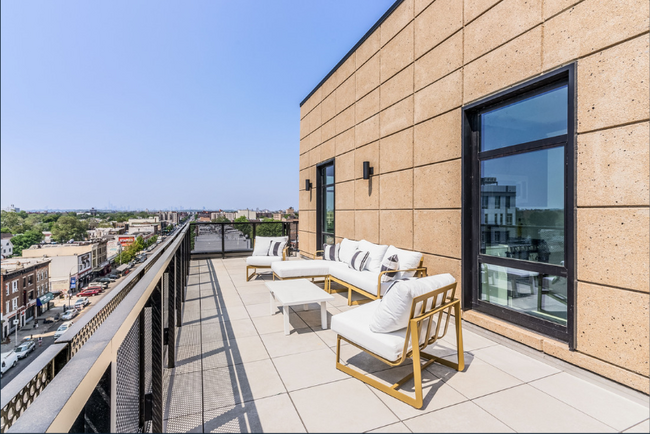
[[332, 301, 410, 361], [246, 256, 283, 267], [358, 240, 389, 273], [330, 265, 392, 297], [382, 246, 423, 278], [369, 274, 455, 333], [271, 260, 331, 279]]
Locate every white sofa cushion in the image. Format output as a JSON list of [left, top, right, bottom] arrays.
[[369, 274, 456, 333], [383, 246, 423, 278], [271, 260, 331, 279], [330, 265, 392, 297], [339, 238, 360, 264], [332, 301, 414, 361], [246, 256, 283, 267], [358, 240, 389, 272], [252, 236, 288, 256]]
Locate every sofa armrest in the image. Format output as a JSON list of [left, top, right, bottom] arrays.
[[282, 245, 289, 261], [375, 267, 428, 297]]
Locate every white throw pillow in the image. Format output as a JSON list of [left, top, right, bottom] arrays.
[[369, 273, 456, 333], [348, 249, 370, 271], [338, 238, 360, 264], [379, 254, 399, 283], [268, 240, 286, 257], [252, 236, 288, 256], [323, 244, 340, 261], [382, 246, 423, 278], [358, 240, 389, 272]]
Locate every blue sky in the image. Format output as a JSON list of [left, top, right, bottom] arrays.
[[1, 0, 396, 211]]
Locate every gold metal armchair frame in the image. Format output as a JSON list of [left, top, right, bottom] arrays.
[[246, 245, 289, 281], [335, 282, 464, 409]]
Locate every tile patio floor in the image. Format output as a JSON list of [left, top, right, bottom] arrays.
[[163, 259, 649, 433]]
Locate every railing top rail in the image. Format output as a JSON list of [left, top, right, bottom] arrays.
[[6, 223, 190, 434]]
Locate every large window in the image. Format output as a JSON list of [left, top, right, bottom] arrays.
[[316, 160, 335, 250], [463, 65, 575, 345]]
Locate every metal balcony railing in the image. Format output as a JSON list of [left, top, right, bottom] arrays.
[[189, 221, 299, 257], [1, 222, 192, 433]]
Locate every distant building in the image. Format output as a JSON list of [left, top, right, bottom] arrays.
[[42, 231, 53, 243], [236, 209, 257, 220], [1, 233, 13, 258], [286, 207, 295, 214], [1, 257, 51, 337], [127, 217, 160, 235], [158, 211, 179, 225]]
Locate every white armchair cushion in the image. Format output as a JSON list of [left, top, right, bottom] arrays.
[[369, 274, 455, 333], [382, 246, 423, 278], [338, 238, 360, 264], [252, 236, 288, 256], [246, 256, 283, 267], [358, 240, 389, 272], [332, 301, 415, 361]]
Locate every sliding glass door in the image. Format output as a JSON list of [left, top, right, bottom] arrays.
[[316, 161, 335, 250]]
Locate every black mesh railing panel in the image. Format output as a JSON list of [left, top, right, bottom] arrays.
[[115, 318, 141, 433], [144, 307, 152, 394]]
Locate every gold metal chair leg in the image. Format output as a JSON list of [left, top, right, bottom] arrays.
[[246, 266, 255, 282], [454, 302, 465, 371]]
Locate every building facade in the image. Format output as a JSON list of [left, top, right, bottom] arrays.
[[1, 234, 13, 258], [298, 0, 649, 393], [21, 243, 97, 289], [1, 258, 51, 338]]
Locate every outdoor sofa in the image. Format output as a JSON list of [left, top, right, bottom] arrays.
[[245, 236, 289, 281], [271, 239, 427, 305]]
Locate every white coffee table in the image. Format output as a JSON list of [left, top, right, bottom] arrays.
[[265, 279, 335, 335]]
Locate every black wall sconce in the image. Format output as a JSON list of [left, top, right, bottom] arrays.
[[305, 179, 312, 191], [363, 161, 374, 180]]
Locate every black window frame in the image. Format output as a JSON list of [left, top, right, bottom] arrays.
[[461, 64, 576, 348], [316, 159, 335, 251]]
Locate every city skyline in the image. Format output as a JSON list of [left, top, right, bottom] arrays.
[[1, 0, 395, 210]]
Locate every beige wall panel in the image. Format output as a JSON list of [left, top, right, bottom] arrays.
[[299, 151, 310, 170], [321, 119, 336, 144], [335, 211, 356, 240], [356, 30, 381, 68], [414, 0, 462, 58], [381, 0, 414, 46], [301, 87, 321, 120], [577, 208, 649, 292], [379, 169, 414, 209], [299, 230, 310, 255], [355, 141, 380, 179], [335, 128, 355, 156], [321, 92, 336, 125], [380, 95, 414, 137], [464, 27, 542, 104], [380, 210, 414, 249], [310, 104, 322, 136], [301, 211, 311, 235], [300, 137, 308, 155], [334, 180, 355, 210], [355, 114, 380, 148], [380, 23, 414, 83], [298, 190, 312, 212], [300, 117, 307, 140], [355, 211, 380, 243], [305, 231, 316, 257], [464, 0, 501, 24], [422, 254, 462, 286], [335, 53, 356, 89], [310, 145, 322, 167], [543, 0, 581, 19], [299, 167, 313, 194], [321, 138, 336, 162], [306, 210, 316, 233], [311, 127, 322, 150], [414, 69, 462, 123], [577, 282, 649, 376], [336, 150, 355, 183], [414, 31, 462, 91], [336, 74, 356, 114], [543, 0, 649, 71], [380, 64, 414, 111], [356, 54, 381, 100], [379, 127, 413, 174], [335, 106, 355, 135], [414, 109, 462, 165], [464, 0, 542, 63], [321, 75, 337, 102], [414, 0, 436, 16], [577, 35, 649, 133], [413, 160, 461, 209], [577, 122, 650, 207], [355, 178, 379, 209], [356, 88, 380, 123], [413, 210, 461, 258]]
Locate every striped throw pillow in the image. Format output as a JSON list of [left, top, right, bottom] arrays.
[[349, 249, 370, 272], [380, 254, 399, 283], [268, 241, 285, 257], [323, 244, 340, 261]]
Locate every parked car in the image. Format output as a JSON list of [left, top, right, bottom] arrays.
[[107, 273, 120, 280], [74, 297, 90, 310], [83, 285, 104, 293], [54, 321, 74, 339], [89, 281, 108, 289], [15, 340, 36, 359], [96, 277, 112, 283], [78, 288, 101, 297], [61, 309, 79, 321], [1, 351, 18, 376]]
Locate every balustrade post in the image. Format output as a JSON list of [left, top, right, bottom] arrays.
[[150, 283, 163, 433], [167, 260, 176, 368]]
